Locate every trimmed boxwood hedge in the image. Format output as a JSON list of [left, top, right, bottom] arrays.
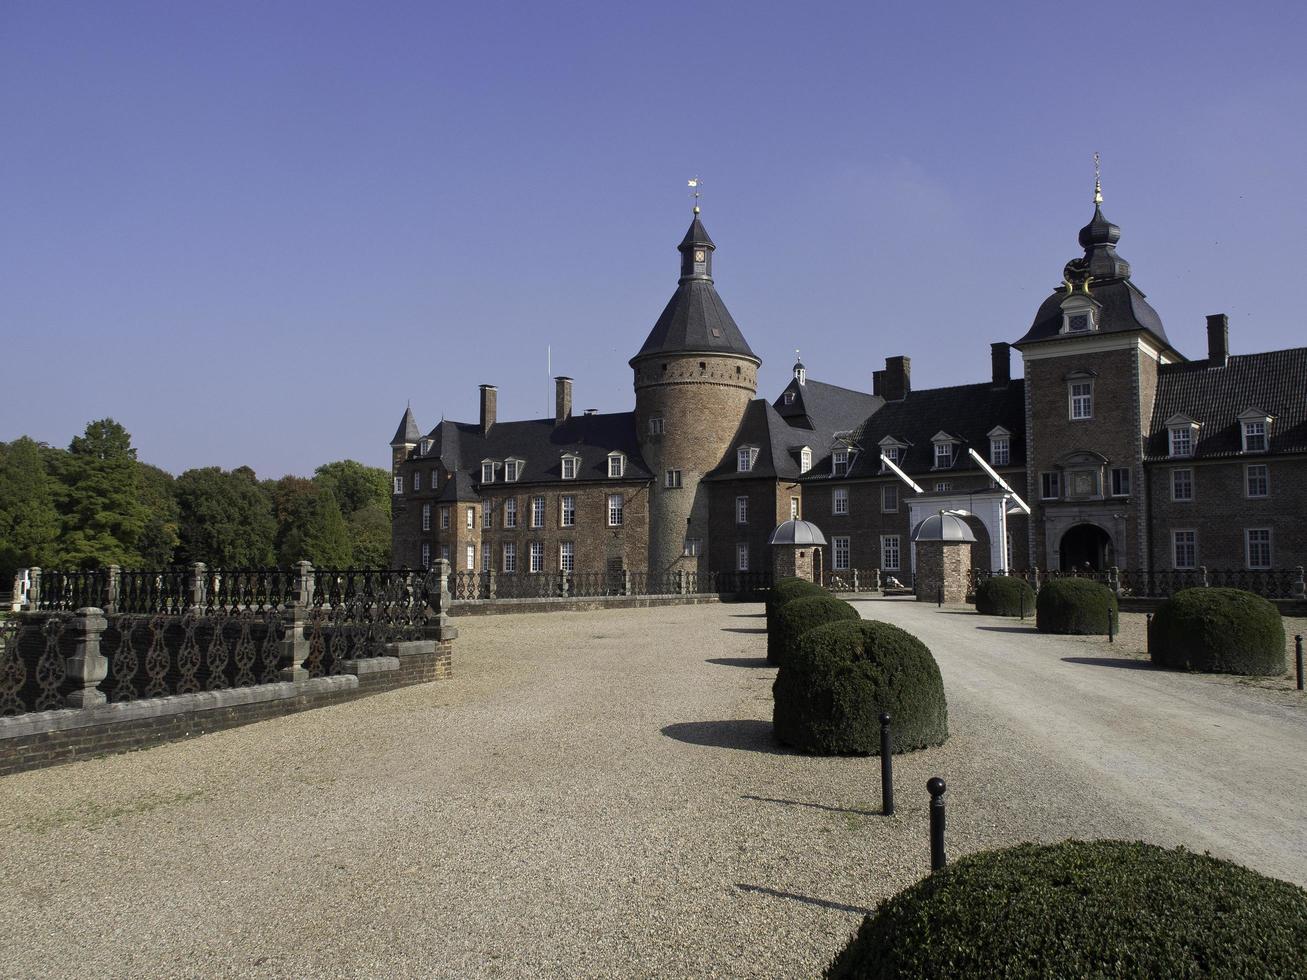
[[826, 840, 1307, 979], [773, 619, 947, 754], [974, 576, 1035, 617], [1150, 587, 1285, 676], [1035, 577, 1118, 635], [765, 578, 829, 662], [768, 594, 860, 667]]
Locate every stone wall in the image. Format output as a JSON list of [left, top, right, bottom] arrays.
[[914, 542, 971, 603]]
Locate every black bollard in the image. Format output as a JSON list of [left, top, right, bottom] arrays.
[[1296, 635, 1303, 692], [1146, 613, 1152, 655], [927, 777, 947, 871], [879, 713, 894, 816], [1108, 609, 1115, 644], [938, 584, 943, 608]]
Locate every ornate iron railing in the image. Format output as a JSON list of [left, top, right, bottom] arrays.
[[116, 568, 190, 614], [825, 569, 881, 593], [36, 569, 106, 612], [968, 566, 1304, 600]]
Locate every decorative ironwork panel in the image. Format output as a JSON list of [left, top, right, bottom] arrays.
[[0, 620, 24, 716], [175, 612, 201, 694], [35, 617, 66, 711]]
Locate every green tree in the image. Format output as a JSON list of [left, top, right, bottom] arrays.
[[0, 437, 62, 581], [313, 459, 390, 515], [272, 477, 352, 567], [175, 466, 276, 567], [346, 502, 392, 567], [137, 463, 181, 566], [51, 419, 148, 568]]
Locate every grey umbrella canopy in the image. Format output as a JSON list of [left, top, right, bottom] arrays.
[[910, 512, 977, 543], [767, 519, 828, 547]]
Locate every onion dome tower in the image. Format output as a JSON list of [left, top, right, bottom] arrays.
[[632, 209, 760, 574]]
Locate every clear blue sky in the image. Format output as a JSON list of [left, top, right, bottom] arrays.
[[4, 1, 1305, 478]]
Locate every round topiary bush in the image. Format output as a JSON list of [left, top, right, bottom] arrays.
[[1035, 577, 1118, 635], [1150, 587, 1285, 676], [768, 593, 860, 666], [765, 577, 825, 625], [974, 575, 1035, 617], [773, 619, 947, 754], [826, 839, 1307, 979]]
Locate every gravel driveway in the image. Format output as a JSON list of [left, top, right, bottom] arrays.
[[1, 600, 1303, 978]]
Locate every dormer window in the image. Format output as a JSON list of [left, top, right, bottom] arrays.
[[504, 459, 522, 482], [1165, 415, 1199, 458], [419, 439, 431, 455], [561, 454, 580, 480], [930, 432, 958, 470], [1059, 293, 1101, 335], [832, 448, 849, 477], [608, 453, 626, 478], [481, 460, 496, 483], [783, 392, 796, 405], [878, 439, 905, 473], [799, 447, 812, 473], [737, 446, 759, 473], [988, 427, 1011, 467], [1238, 409, 1272, 453]]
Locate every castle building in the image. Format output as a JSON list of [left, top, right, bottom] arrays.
[[391, 187, 1306, 581]]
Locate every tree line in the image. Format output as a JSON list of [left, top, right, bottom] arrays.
[[0, 418, 392, 581]]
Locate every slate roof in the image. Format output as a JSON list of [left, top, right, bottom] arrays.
[[416, 413, 652, 491], [1146, 348, 1307, 460], [834, 379, 1027, 480], [390, 406, 420, 446], [1017, 279, 1172, 351]]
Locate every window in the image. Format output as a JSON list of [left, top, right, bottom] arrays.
[[1171, 469, 1193, 502], [393, 476, 403, 495], [800, 447, 812, 473], [504, 498, 518, 528], [833, 487, 849, 515], [880, 446, 900, 472], [1067, 312, 1091, 333], [465, 545, 475, 571], [881, 484, 898, 512], [504, 460, 520, 482], [880, 535, 901, 572], [789, 497, 799, 519], [990, 438, 1010, 467], [1242, 420, 1268, 453], [1169, 427, 1193, 458], [1110, 467, 1131, 497], [736, 543, 749, 572], [1172, 530, 1196, 569], [502, 542, 517, 573], [665, 469, 683, 488], [737, 447, 758, 472], [608, 454, 625, 478], [531, 496, 545, 528], [481, 541, 490, 571], [1040, 472, 1060, 500], [935, 481, 952, 493], [683, 538, 702, 557], [560, 542, 574, 573], [482, 505, 493, 529], [833, 536, 850, 571], [783, 391, 796, 405], [1246, 464, 1269, 499], [421, 542, 430, 569], [561, 456, 578, 480], [440, 506, 450, 529], [607, 494, 624, 527], [421, 504, 431, 532], [933, 443, 954, 469], [1246, 529, 1272, 570], [431, 470, 438, 489], [481, 462, 495, 483], [420, 439, 431, 455], [832, 449, 849, 477], [440, 544, 450, 562], [736, 496, 748, 525], [466, 507, 475, 529], [529, 541, 544, 573], [648, 416, 664, 435], [1069, 381, 1093, 420], [413, 472, 421, 492], [560, 495, 576, 527]]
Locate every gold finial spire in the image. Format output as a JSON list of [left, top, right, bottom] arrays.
[[1093, 152, 1103, 206], [688, 175, 702, 213]]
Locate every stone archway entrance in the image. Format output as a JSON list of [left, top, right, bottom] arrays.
[[1060, 523, 1114, 571]]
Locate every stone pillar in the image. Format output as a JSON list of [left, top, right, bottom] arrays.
[[423, 559, 459, 645], [676, 570, 686, 595], [64, 607, 109, 708], [1200, 565, 1209, 588], [486, 568, 497, 600], [1294, 566, 1305, 600], [278, 561, 314, 682], [914, 541, 971, 604], [1109, 565, 1122, 597], [771, 544, 816, 583], [104, 565, 121, 615], [11, 569, 29, 612], [559, 570, 570, 598], [622, 570, 631, 596], [189, 562, 207, 610], [28, 567, 42, 611]]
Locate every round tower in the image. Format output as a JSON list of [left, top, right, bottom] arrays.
[[632, 210, 760, 574]]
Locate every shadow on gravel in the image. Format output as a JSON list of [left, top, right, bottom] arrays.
[[741, 794, 879, 817], [975, 625, 1041, 634], [661, 720, 794, 755], [730, 613, 765, 618], [707, 657, 771, 668], [734, 883, 873, 916], [721, 627, 767, 635], [1063, 656, 1157, 670]]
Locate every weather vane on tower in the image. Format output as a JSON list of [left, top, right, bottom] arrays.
[[1094, 152, 1102, 205], [688, 176, 702, 213]]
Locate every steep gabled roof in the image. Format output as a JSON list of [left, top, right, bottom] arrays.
[[1146, 348, 1307, 459], [390, 405, 420, 446], [773, 377, 881, 434]]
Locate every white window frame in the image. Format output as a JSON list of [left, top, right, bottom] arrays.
[[502, 542, 517, 573], [421, 542, 430, 569], [412, 471, 421, 492], [561, 455, 578, 480], [1169, 427, 1194, 458], [832, 448, 849, 477], [531, 495, 545, 529], [481, 461, 495, 483], [440, 544, 450, 563], [504, 498, 518, 528], [880, 534, 901, 572], [1245, 528, 1272, 570], [935, 481, 952, 493], [465, 544, 475, 571], [933, 443, 954, 469], [421, 503, 431, 532], [482, 505, 493, 529], [560, 495, 576, 527], [665, 469, 682, 488], [1069, 380, 1093, 421], [799, 447, 812, 473], [529, 541, 544, 574], [1172, 529, 1197, 569], [683, 538, 702, 557], [504, 459, 521, 482], [881, 484, 897, 513], [1171, 468, 1194, 502], [879, 444, 901, 473], [737, 446, 758, 473], [1110, 467, 1131, 497], [1242, 420, 1268, 453], [990, 437, 1010, 467], [481, 541, 491, 571], [833, 487, 849, 515], [430, 470, 439, 490], [439, 506, 450, 530], [1040, 472, 1060, 500], [419, 439, 431, 455], [1245, 463, 1269, 499], [607, 453, 625, 478], [789, 497, 799, 520], [833, 536, 850, 571], [607, 494, 624, 527], [736, 543, 750, 572], [560, 541, 574, 573], [393, 476, 403, 495], [735, 495, 748, 525]]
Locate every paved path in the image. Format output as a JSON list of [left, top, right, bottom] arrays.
[[1, 600, 1303, 978]]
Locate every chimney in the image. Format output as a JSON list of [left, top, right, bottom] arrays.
[[1206, 313, 1229, 367], [881, 355, 911, 401], [554, 376, 573, 425], [872, 369, 884, 397], [991, 342, 1011, 387], [479, 384, 497, 434]]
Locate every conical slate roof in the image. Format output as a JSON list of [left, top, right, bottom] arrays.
[[390, 405, 420, 446]]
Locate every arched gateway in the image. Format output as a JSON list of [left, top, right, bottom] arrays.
[[1059, 523, 1114, 571]]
